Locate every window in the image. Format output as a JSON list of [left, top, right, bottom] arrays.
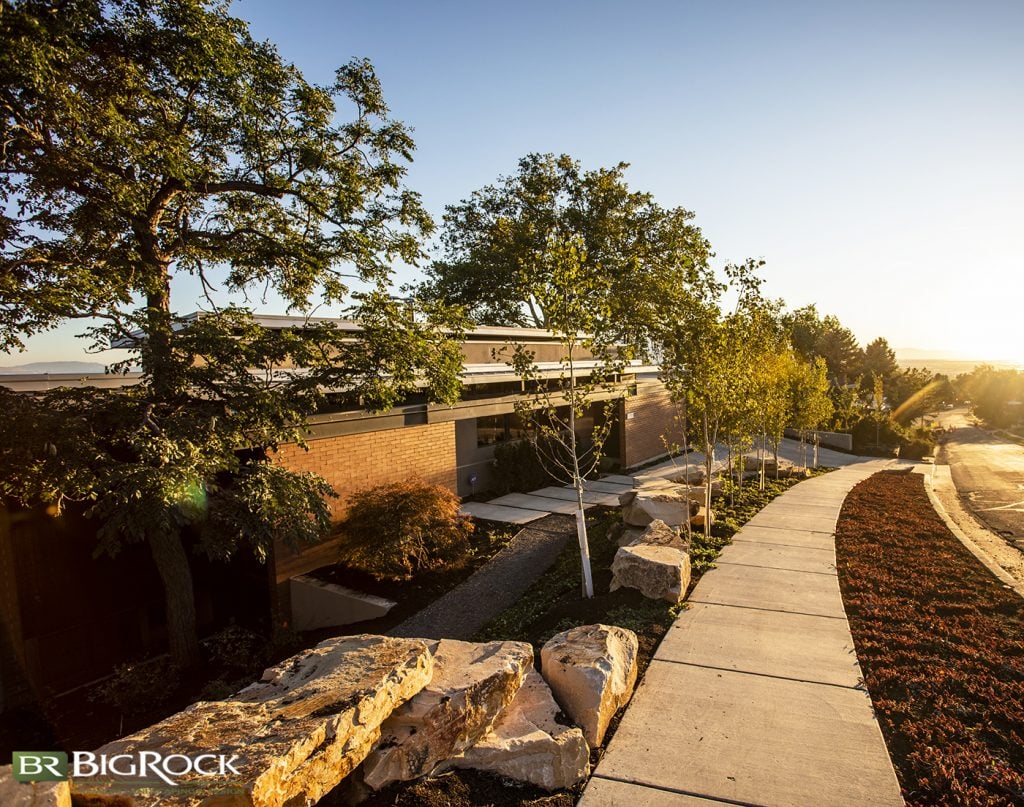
[[475, 415, 507, 447]]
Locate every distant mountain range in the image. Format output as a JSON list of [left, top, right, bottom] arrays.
[[0, 361, 109, 375], [894, 349, 1021, 376]]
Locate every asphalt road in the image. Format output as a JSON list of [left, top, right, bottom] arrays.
[[937, 408, 1024, 544]]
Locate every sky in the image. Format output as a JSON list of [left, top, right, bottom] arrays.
[[8, 0, 1024, 365]]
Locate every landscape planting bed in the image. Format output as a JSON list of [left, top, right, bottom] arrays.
[[352, 475, 820, 807], [836, 470, 1024, 806]]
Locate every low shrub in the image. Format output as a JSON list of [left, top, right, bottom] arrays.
[[201, 624, 266, 675], [491, 438, 558, 494], [492, 435, 600, 494], [337, 480, 474, 581], [851, 415, 935, 459], [94, 657, 181, 717]]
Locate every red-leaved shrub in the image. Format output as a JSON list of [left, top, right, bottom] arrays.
[[337, 480, 473, 581]]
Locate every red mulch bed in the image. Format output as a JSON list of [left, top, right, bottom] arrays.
[[836, 470, 1024, 806]]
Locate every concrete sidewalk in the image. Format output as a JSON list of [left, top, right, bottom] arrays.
[[581, 461, 904, 807]]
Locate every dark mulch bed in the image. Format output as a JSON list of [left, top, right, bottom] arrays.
[[836, 470, 1024, 806], [1, 520, 517, 763], [306, 519, 518, 637]]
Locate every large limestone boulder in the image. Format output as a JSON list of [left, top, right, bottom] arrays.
[[616, 526, 645, 547], [361, 639, 533, 791], [540, 624, 638, 748], [72, 635, 433, 807], [620, 490, 694, 528], [610, 544, 690, 603], [450, 669, 589, 791], [668, 465, 706, 485], [0, 767, 70, 807], [622, 519, 688, 552]]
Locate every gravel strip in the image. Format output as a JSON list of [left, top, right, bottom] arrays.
[[389, 514, 576, 640]]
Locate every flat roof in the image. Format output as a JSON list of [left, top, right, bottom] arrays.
[[0, 361, 659, 393], [113, 312, 571, 348]]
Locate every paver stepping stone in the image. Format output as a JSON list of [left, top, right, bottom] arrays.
[[488, 493, 590, 515], [459, 502, 548, 524], [530, 487, 620, 506], [580, 479, 634, 493], [598, 474, 636, 485]]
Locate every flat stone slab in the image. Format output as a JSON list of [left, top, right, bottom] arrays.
[[580, 479, 634, 493], [600, 474, 636, 485], [459, 502, 547, 524], [592, 661, 902, 807], [531, 487, 620, 506], [489, 493, 591, 515], [690, 563, 846, 618], [715, 540, 835, 574], [730, 525, 836, 548], [655, 602, 861, 687], [75, 636, 434, 806], [581, 777, 738, 806]]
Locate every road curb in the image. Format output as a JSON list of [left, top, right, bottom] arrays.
[[920, 473, 1024, 600]]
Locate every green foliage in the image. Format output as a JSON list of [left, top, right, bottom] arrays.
[[200, 624, 266, 675], [0, 0, 467, 665], [958, 365, 1024, 427], [850, 415, 935, 458], [861, 337, 900, 383], [492, 438, 558, 494], [425, 149, 715, 596], [789, 356, 834, 433], [94, 657, 181, 717], [784, 305, 864, 386], [421, 152, 713, 343], [476, 508, 620, 643], [337, 481, 474, 582], [1, 1, 435, 345], [504, 235, 624, 490]]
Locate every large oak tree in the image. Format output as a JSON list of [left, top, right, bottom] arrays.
[[421, 152, 713, 349], [0, 0, 463, 666]]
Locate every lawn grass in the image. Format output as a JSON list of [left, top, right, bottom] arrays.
[[836, 470, 1024, 806]]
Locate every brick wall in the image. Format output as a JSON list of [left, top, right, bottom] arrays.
[[622, 383, 684, 468], [272, 422, 457, 584]]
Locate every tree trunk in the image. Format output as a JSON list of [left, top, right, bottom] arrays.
[[147, 529, 202, 668], [703, 413, 713, 536], [574, 485, 594, 599], [567, 344, 594, 599]]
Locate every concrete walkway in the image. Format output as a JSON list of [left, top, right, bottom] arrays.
[[388, 514, 575, 640], [581, 461, 905, 807]]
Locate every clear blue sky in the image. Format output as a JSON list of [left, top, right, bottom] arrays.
[[10, 0, 1024, 364]]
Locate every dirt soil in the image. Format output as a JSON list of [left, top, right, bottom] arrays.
[[836, 470, 1024, 806]]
